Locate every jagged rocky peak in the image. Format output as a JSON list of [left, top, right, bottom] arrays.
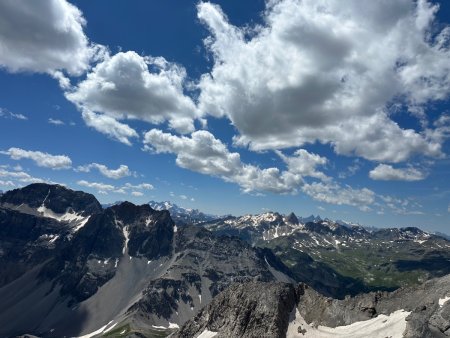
[[0, 183, 102, 216], [300, 214, 322, 223], [107, 201, 175, 260], [285, 212, 299, 225]]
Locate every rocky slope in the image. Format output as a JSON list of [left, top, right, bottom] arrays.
[[174, 275, 450, 337], [0, 184, 292, 338]]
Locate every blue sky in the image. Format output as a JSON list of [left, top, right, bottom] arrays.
[[0, 0, 449, 233]]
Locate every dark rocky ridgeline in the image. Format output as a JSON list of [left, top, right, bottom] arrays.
[[0, 183, 102, 216], [175, 282, 298, 338], [174, 275, 450, 338]]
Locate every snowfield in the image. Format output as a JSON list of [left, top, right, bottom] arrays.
[[287, 308, 410, 338]]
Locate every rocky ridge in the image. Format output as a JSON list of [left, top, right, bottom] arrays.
[[175, 276, 450, 337]]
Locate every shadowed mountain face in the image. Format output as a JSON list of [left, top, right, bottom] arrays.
[[0, 184, 292, 338]]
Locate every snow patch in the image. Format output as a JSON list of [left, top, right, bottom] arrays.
[[169, 322, 179, 329], [439, 296, 450, 307], [37, 204, 89, 231], [287, 308, 410, 338], [174, 225, 178, 233], [199, 294, 202, 303], [197, 329, 218, 338], [75, 320, 114, 338]]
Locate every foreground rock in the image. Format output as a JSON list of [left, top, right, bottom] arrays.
[[174, 276, 450, 338], [176, 282, 297, 338]]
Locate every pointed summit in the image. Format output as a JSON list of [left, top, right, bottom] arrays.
[[285, 212, 299, 225]]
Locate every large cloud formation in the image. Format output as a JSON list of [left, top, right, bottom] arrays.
[[66, 51, 200, 143], [143, 128, 379, 210], [197, 0, 450, 162], [0, 0, 102, 76], [143, 128, 321, 194]]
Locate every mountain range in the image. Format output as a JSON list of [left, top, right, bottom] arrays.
[[0, 183, 449, 337]]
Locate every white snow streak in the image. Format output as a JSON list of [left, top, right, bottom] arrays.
[[197, 329, 218, 338], [74, 320, 114, 338], [122, 226, 129, 255]]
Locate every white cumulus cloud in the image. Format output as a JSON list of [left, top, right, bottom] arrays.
[[196, 0, 450, 162], [1, 147, 72, 169], [302, 182, 376, 210], [369, 164, 427, 181], [143, 128, 307, 194], [77, 180, 115, 192], [77, 179, 154, 195], [143, 128, 381, 210], [76, 163, 131, 179], [0, 0, 104, 76], [66, 51, 199, 137]]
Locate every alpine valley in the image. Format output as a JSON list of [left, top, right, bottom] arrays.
[[0, 184, 449, 338]]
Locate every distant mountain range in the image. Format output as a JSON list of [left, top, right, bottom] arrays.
[[203, 211, 450, 297], [148, 200, 220, 225], [0, 184, 449, 337]]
